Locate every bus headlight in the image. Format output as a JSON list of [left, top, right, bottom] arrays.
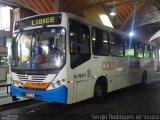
[[51, 83, 56, 88], [62, 79, 65, 82], [56, 80, 62, 86], [51, 79, 66, 89]]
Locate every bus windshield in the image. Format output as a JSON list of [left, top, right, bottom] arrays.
[[12, 27, 66, 70]]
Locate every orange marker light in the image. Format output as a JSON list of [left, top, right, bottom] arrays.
[[67, 80, 73, 84]]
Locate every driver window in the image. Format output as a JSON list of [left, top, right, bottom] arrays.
[[69, 21, 90, 54], [69, 20, 90, 69], [70, 21, 78, 53]]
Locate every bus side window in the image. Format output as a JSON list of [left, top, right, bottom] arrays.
[[144, 44, 150, 58], [136, 42, 144, 58], [69, 21, 90, 54], [151, 46, 156, 58], [124, 37, 135, 57], [69, 21, 78, 53], [69, 20, 90, 69], [110, 33, 124, 57], [92, 28, 109, 56], [78, 24, 90, 54]]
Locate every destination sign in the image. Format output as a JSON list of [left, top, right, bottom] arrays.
[[14, 14, 62, 31], [31, 17, 55, 26]]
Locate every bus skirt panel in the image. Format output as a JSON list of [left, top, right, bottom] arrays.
[[11, 84, 68, 104]]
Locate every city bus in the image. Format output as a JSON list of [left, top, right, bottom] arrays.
[[11, 12, 157, 104]]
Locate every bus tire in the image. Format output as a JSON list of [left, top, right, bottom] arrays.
[[94, 79, 107, 103], [12, 96, 19, 101], [142, 72, 147, 87]]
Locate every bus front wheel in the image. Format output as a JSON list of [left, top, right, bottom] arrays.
[[94, 81, 106, 102], [12, 96, 19, 101]]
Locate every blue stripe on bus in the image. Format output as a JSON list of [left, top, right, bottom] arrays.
[[11, 84, 68, 104]]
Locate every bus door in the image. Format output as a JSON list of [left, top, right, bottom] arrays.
[[69, 20, 91, 102]]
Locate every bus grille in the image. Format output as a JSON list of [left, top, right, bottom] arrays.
[[19, 86, 46, 91], [17, 74, 47, 82]]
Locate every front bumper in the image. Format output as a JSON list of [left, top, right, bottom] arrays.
[[11, 84, 68, 104]]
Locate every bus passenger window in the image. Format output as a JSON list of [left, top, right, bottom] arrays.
[[144, 45, 150, 58], [69, 22, 90, 54], [92, 28, 109, 56], [136, 42, 144, 58], [69, 22, 78, 53], [69, 20, 91, 69], [110, 33, 124, 57], [125, 37, 135, 57], [78, 25, 90, 54], [151, 46, 156, 58]]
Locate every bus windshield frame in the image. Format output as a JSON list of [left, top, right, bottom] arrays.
[[11, 27, 66, 73]]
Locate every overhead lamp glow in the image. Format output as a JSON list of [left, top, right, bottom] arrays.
[[110, 11, 116, 16], [99, 14, 113, 28], [129, 31, 134, 37]]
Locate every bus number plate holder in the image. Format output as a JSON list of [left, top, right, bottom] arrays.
[[26, 92, 35, 98]]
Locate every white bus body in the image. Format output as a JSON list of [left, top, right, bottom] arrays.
[[11, 12, 157, 104]]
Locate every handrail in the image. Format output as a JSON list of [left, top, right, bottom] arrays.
[[0, 84, 11, 93]]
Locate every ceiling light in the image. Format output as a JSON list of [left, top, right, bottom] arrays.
[[99, 14, 113, 28], [110, 11, 116, 16], [129, 31, 134, 37], [110, 0, 116, 16]]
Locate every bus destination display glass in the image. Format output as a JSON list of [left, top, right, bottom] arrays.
[[14, 14, 62, 30]]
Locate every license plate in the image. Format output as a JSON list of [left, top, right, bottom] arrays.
[[26, 92, 35, 98]]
